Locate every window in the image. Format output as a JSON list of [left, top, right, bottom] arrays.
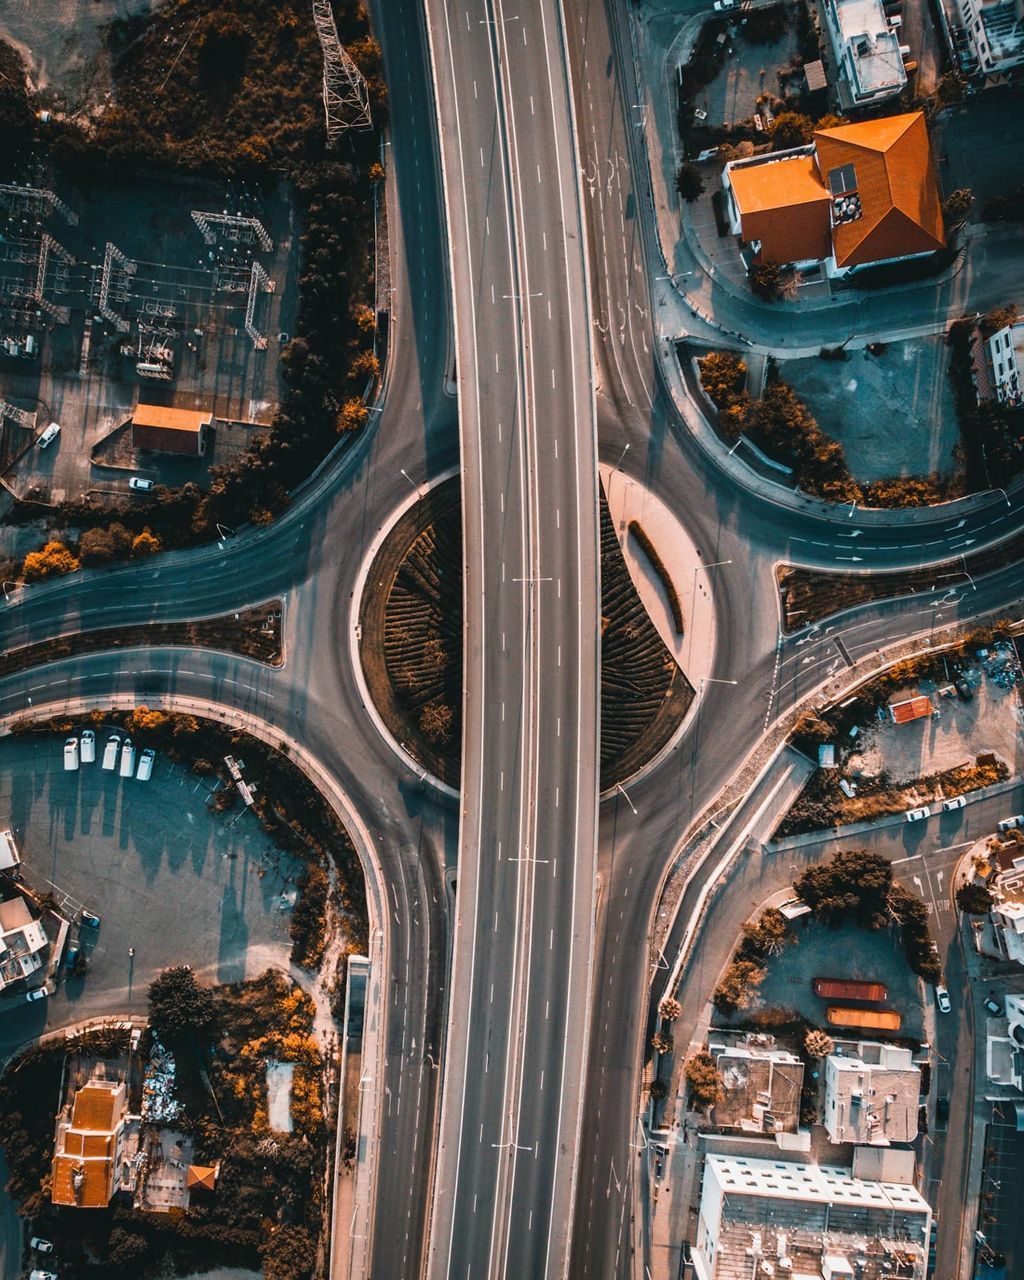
[[828, 163, 858, 195]]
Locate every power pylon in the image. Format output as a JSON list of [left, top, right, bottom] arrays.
[[312, 0, 372, 143]]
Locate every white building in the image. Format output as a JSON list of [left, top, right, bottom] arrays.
[[0, 895, 47, 990], [822, 0, 907, 107], [984, 321, 1024, 406], [0, 829, 20, 874], [823, 1043, 920, 1145], [693, 1153, 932, 1280], [708, 1034, 805, 1135], [956, 0, 1024, 75], [986, 992, 1024, 1091]]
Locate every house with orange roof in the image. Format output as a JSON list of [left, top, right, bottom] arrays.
[[51, 1073, 130, 1208], [722, 112, 945, 279]]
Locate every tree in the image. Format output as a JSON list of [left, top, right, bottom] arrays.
[[420, 701, 454, 745], [713, 959, 766, 1013], [698, 351, 747, 408], [651, 1029, 674, 1055], [131, 528, 161, 557], [740, 907, 791, 959], [956, 882, 994, 915], [649, 1076, 668, 1101], [749, 260, 783, 301], [685, 1051, 723, 1111], [148, 966, 215, 1041], [107, 1228, 149, 1272], [338, 397, 370, 433], [942, 188, 974, 228], [804, 1029, 835, 1058], [770, 111, 814, 151], [260, 1225, 316, 1280], [659, 996, 681, 1022], [21, 540, 79, 581], [794, 849, 894, 929], [79, 522, 132, 566], [675, 162, 705, 203], [936, 70, 966, 107]]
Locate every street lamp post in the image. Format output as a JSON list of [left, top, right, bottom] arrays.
[[612, 441, 630, 475]]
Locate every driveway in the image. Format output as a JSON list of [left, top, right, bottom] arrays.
[[0, 730, 301, 1053]]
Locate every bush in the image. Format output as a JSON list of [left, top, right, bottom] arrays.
[[149, 966, 216, 1041], [804, 1029, 835, 1058], [738, 907, 791, 960], [675, 162, 705, 203], [957, 883, 994, 915], [685, 1051, 723, 1110], [290, 862, 329, 967], [770, 111, 814, 151], [260, 1224, 316, 1280], [698, 351, 747, 408], [713, 958, 766, 1013], [659, 996, 681, 1021], [750, 261, 784, 300], [21, 540, 79, 581]]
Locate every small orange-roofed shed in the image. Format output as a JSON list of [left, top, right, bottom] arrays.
[[888, 695, 933, 725]]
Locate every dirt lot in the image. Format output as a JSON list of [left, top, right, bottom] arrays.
[[778, 339, 961, 484], [719, 918, 925, 1044], [853, 669, 1024, 785], [0, 0, 159, 112], [698, 27, 801, 129]]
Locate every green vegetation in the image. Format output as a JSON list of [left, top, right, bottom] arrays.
[[149, 965, 215, 1042], [0, 974, 327, 1278], [699, 352, 958, 505], [957, 882, 994, 914], [713, 907, 792, 1012], [713, 957, 768, 1014], [685, 1052, 723, 1111], [793, 850, 941, 982], [675, 162, 705, 203], [2, 0, 385, 563]]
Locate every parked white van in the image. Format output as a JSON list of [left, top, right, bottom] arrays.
[[80, 729, 96, 764], [63, 737, 79, 771], [119, 738, 136, 778], [102, 733, 121, 771], [136, 748, 156, 782], [37, 422, 60, 448]]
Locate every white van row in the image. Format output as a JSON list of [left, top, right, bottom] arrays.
[[63, 732, 155, 781]]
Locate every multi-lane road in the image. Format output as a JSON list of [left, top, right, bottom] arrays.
[[421, 0, 599, 1274], [0, 1, 1022, 1278]]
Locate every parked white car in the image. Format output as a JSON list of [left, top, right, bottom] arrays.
[[998, 814, 1024, 833], [29, 1237, 53, 1253], [80, 729, 96, 764], [119, 738, 136, 779], [129, 476, 154, 492], [63, 737, 79, 771], [905, 806, 930, 823], [136, 748, 156, 782], [935, 984, 951, 1014], [101, 733, 121, 771], [941, 795, 966, 812], [37, 422, 60, 449]]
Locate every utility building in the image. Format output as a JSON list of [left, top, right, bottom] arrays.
[[131, 404, 211, 457]]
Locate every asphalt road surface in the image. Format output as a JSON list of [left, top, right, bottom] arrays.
[[421, 0, 600, 1275]]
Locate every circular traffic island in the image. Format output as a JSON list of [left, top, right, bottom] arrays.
[[358, 476, 694, 791]]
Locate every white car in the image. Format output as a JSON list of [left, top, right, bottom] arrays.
[[905, 806, 930, 822], [30, 1272, 59, 1280], [119, 738, 136, 779], [136, 748, 156, 782], [80, 729, 96, 764], [129, 476, 154, 492], [37, 422, 60, 449], [25, 988, 48, 1003], [29, 1237, 53, 1253], [998, 814, 1024, 833], [101, 733, 121, 771], [941, 795, 966, 812], [713, 0, 738, 8], [935, 984, 951, 1014], [63, 737, 79, 771]]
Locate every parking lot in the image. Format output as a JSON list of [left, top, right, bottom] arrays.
[[0, 731, 301, 1032], [778, 338, 961, 484], [979, 1102, 1024, 1276]]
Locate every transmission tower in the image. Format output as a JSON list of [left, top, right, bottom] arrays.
[[97, 242, 136, 333], [244, 260, 275, 350], [34, 234, 75, 323], [191, 210, 273, 252], [0, 401, 36, 430], [0, 183, 78, 226], [312, 0, 372, 142]]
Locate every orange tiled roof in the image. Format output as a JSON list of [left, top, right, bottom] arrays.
[[71, 1083, 119, 1131], [187, 1164, 219, 1191], [51, 1152, 115, 1208], [814, 112, 944, 268], [728, 155, 832, 265]]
